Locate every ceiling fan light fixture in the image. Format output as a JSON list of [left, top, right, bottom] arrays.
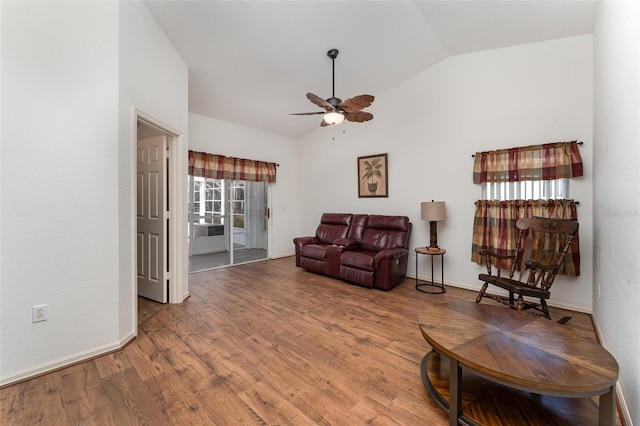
[[323, 111, 344, 125]]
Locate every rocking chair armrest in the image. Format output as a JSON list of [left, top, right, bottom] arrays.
[[525, 259, 560, 272], [479, 249, 515, 277], [479, 249, 513, 260]]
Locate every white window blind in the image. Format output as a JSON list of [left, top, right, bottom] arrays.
[[481, 178, 569, 201]]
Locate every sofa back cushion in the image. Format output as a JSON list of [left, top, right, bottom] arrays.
[[360, 215, 410, 252], [347, 214, 369, 241], [315, 213, 352, 244]]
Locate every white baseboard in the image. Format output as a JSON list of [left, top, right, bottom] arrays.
[[416, 276, 593, 314], [592, 316, 633, 426], [270, 252, 295, 259], [0, 332, 136, 388]]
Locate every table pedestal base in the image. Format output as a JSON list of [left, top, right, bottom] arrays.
[[420, 350, 607, 426]]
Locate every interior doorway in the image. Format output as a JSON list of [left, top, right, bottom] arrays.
[[132, 112, 187, 335], [136, 120, 172, 304]]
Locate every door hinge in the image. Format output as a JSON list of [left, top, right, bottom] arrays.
[[164, 150, 171, 159]]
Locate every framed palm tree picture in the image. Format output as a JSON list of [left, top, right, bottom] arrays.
[[358, 153, 388, 198]]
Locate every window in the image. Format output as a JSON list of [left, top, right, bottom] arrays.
[[190, 177, 224, 224], [211, 180, 223, 223], [471, 141, 582, 275], [188, 178, 247, 228], [231, 181, 245, 229], [481, 178, 569, 201], [192, 179, 201, 218]]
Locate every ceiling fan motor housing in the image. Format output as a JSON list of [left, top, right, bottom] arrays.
[[327, 97, 342, 109]]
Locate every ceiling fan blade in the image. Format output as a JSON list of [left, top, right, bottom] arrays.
[[344, 111, 373, 123], [307, 92, 333, 110], [339, 95, 374, 113], [320, 119, 330, 127], [289, 111, 326, 116]]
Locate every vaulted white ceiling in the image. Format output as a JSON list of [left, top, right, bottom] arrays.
[[144, 0, 599, 139]]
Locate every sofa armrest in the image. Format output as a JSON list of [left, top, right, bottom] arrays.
[[293, 236, 319, 250], [293, 236, 320, 267], [373, 248, 408, 268], [375, 247, 408, 260]]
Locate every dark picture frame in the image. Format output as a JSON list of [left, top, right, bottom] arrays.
[[358, 153, 388, 198]]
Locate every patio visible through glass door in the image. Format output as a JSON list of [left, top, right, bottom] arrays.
[[188, 177, 268, 273]]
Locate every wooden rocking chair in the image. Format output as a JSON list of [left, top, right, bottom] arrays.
[[475, 217, 579, 320]]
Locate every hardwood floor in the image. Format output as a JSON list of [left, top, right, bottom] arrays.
[[0, 257, 615, 425]]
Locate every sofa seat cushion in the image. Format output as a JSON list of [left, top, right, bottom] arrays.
[[300, 243, 329, 261], [340, 250, 376, 272]]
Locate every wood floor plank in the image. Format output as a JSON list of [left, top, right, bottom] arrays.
[[138, 371, 214, 424], [0, 257, 620, 425], [238, 380, 318, 425], [248, 345, 358, 424], [194, 386, 266, 425]]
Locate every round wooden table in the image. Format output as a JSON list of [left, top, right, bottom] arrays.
[[418, 300, 619, 426]]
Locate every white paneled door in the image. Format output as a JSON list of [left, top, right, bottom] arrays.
[[137, 136, 168, 303]]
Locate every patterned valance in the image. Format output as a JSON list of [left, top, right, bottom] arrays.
[[473, 141, 583, 184], [188, 151, 277, 183]]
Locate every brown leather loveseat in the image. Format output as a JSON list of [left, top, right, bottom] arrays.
[[293, 213, 412, 290]]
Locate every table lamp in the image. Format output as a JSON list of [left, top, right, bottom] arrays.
[[421, 201, 446, 249]]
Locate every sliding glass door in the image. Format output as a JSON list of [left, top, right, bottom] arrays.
[[231, 180, 268, 266], [188, 176, 268, 273]]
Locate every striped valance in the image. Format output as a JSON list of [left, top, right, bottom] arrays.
[[188, 151, 277, 183], [473, 141, 583, 184]]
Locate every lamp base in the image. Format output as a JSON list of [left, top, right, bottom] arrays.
[[429, 221, 439, 249]]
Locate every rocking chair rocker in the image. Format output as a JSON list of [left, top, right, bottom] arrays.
[[475, 217, 579, 320]]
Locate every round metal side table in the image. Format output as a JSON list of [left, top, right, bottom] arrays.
[[415, 247, 446, 294]]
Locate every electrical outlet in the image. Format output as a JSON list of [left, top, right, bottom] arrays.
[[32, 304, 47, 323]]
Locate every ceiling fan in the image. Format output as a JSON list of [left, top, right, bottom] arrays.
[[290, 49, 374, 127]]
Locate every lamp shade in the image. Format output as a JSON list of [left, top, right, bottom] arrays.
[[421, 201, 446, 222], [323, 111, 344, 125]]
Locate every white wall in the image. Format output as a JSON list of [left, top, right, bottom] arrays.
[[119, 0, 189, 331], [188, 113, 300, 258], [1, 2, 120, 383], [593, 1, 640, 424], [0, 0, 189, 386], [298, 35, 594, 313]]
